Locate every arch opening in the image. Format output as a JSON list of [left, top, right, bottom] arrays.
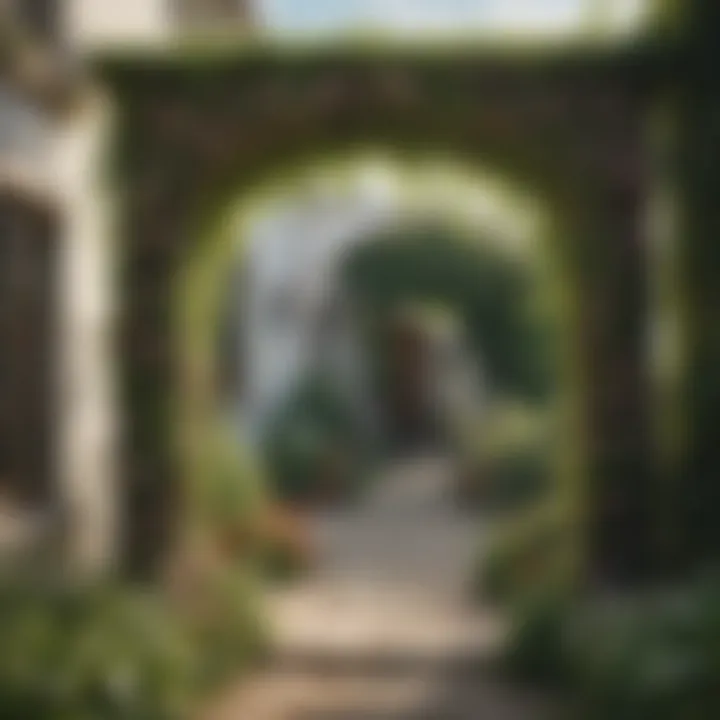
[[201, 157, 565, 513]]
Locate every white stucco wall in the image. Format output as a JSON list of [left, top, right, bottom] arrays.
[[242, 182, 396, 440], [64, 0, 172, 50], [54, 91, 117, 575], [0, 77, 116, 575]]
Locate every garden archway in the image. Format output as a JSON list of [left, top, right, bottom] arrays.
[[98, 43, 661, 583]]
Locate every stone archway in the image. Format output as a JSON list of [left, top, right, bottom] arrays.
[[98, 44, 664, 583]]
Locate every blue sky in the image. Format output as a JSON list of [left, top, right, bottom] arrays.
[[259, 0, 648, 35]]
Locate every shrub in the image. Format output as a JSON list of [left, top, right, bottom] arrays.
[[261, 375, 370, 503], [195, 426, 269, 562], [177, 567, 269, 688], [474, 502, 579, 606], [0, 580, 198, 720], [502, 587, 577, 689], [456, 400, 553, 514], [0, 537, 271, 718], [0, 433, 278, 718], [257, 503, 314, 581], [499, 575, 720, 720], [187, 421, 319, 586], [569, 578, 720, 720]]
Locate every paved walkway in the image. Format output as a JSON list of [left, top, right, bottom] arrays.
[[202, 454, 552, 719]]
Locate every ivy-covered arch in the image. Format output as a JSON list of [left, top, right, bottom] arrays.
[[98, 43, 664, 582]]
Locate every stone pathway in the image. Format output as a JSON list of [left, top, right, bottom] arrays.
[[202, 454, 552, 719]]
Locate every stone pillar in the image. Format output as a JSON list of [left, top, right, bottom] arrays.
[[114, 106, 209, 581], [120, 195, 186, 581], [577, 88, 655, 585], [55, 90, 118, 575], [674, 0, 720, 569]]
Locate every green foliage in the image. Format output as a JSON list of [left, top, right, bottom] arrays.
[[502, 588, 577, 689], [343, 223, 556, 402], [474, 502, 579, 606], [192, 425, 309, 584], [195, 426, 268, 548], [497, 575, 720, 720], [0, 581, 198, 720], [182, 568, 269, 688], [256, 513, 313, 584], [261, 374, 371, 503], [569, 578, 720, 720], [458, 401, 554, 513], [0, 568, 272, 720], [260, 539, 308, 582], [674, 4, 720, 567]]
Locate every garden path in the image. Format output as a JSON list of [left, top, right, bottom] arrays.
[[203, 453, 551, 719]]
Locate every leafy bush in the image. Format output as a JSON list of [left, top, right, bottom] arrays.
[[195, 425, 268, 559], [0, 580, 198, 720], [569, 578, 720, 720], [261, 375, 370, 503], [459, 401, 553, 513], [474, 502, 579, 606], [499, 576, 720, 720], [0, 566, 273, 720], [178, 567, 269, 688], [502, 588, 577, 689], [190, 424, 311, 581]]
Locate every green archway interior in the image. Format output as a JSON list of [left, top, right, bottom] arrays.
[[340, 219, 561, 403], [177, 165, 595, 598], [180, 149, 579, 507]]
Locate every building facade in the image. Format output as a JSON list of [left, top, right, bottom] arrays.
[[0, 0, 256, 570]]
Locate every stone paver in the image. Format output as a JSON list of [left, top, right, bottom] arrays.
[[202, 454, 551, 720]]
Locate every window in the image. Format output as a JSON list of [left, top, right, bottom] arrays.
[[0, 194, 58, 506]]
